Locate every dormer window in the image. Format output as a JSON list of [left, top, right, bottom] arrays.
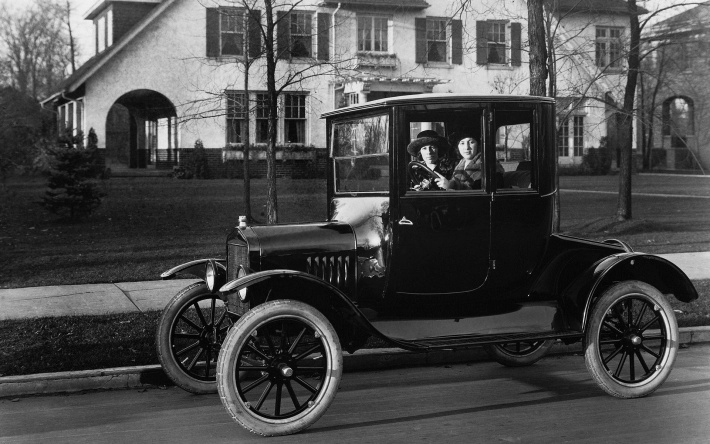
[[95, 8, 113, 54]]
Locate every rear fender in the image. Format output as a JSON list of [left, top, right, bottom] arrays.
[[220, 270, 379, 351], [160, 259, 226, 280], [562, 253, 698, 331]]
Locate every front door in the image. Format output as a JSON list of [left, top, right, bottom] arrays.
[[391, 105, 491, 296]]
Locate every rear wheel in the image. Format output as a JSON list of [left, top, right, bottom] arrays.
[[156, 282, 234, 394], [484, 339, 554, 367], [217, 300, 342, 436], [585, 280, 678, 398]]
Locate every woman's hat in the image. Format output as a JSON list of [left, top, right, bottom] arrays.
[[450, 131, 478, 147], [406, 130, 450, 157]]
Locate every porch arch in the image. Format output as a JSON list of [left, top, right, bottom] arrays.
[[105, 89, 178, 169]]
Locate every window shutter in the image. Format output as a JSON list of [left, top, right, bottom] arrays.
[[511, 22, 521, 66], [277, 10, 290, 60], [476, 21, 488, 65], [415, 17, 427, 64], [317, 13, 330, 61], [248, 9, 262, 58], [451, 19, 463, 65], [206, 8, 219, 57]]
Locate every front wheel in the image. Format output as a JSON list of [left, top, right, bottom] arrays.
[[484, 339, 555, 367], [585, 280, 678, 398], [217, 300, 342, 436], [156, 282, 234, 394]]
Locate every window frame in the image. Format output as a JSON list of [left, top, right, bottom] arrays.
[[595, 26, 624, 69], [357, 15, 390, 52], [226, 91, 247, 144], [219, 7, 245, 57], [426, 18, 448, 63], [284, 93, 307, 144], [486, 21, 507, 64], [290, 11, 313, 58], [573, 115, 584, 156]]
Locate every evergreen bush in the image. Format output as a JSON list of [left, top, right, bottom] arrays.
[[581, 137, 611, 175], [181, 139, 209, 179], [40, 128, 105, 220]]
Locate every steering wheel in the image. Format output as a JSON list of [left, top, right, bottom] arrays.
[[408, 161, 442, 190]]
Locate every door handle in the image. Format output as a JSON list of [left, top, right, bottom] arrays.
[[398, 216, 413, 226]]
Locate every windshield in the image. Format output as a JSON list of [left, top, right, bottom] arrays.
[[332, 114, 389, 193]]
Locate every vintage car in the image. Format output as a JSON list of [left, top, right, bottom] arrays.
[[157, 94, 698, 436]]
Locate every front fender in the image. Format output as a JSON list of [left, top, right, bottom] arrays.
[[562, 253, 698, 331], [160, 258, 226, 280], [220, 270, 383, 351]]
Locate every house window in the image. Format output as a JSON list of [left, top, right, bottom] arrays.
[[220, 8, 244, 56], [596, 26, 623, 69], [97, 15, 106, 53], [284, 94, 306, 143], [347, 93, 359, 106], [226, 92, 246, 144], [558, 119, 570, 157], [290, 12, 312, 58], [107, 9, 113, 47], [487, 22, 506, 64], [256, 93, 270, 143], [357, 16, 389, 52], [573, 116, 584, 156], [426, 18, 447, 62]]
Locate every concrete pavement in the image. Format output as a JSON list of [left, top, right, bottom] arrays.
[[0, 252, 707, 321]]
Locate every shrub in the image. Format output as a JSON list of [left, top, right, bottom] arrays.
[[581, 137, 611, 175], [181, 139, 209, 179], [40, 128, 105, 220]]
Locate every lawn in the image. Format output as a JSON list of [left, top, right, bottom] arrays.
[[2, 174, 709, 289]]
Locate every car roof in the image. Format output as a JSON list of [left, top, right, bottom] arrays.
[[321, 93, 555, 119]]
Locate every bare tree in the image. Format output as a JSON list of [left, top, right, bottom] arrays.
[[0, 0, 72, 100]]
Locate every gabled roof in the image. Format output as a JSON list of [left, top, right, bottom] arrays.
[[554, 0, 649, 16], [647, 1, 710, 38], [42, 0, 176, 105]]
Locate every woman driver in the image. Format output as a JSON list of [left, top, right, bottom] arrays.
[[406, 130, 453, 190]]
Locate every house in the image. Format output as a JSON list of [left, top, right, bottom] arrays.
[[642, 2, 710, 172], [41, 0, 645, 176]]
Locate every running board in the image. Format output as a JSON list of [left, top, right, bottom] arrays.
[[392, 331, 583, 351]]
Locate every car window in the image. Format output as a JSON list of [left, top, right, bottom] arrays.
[[332, 114, 389, 193], [404, 107, 485, 193], [494, 108, 536, 191]]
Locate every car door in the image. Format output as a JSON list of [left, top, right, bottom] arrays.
[[390, 106, 491, 296]]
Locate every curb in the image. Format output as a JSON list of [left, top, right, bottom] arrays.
[[2, 327, 709, 399]]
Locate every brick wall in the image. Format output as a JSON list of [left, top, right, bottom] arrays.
[[155, 148, 328, 179]]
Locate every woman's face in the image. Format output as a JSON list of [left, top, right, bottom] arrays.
[[458, 137, 478, 160], [420, 144, 439, 165]]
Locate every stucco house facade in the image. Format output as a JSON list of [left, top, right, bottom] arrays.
[[42, 0, 645, 175]]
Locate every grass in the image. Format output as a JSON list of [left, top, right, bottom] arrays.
[[0, 173, 708, 376]]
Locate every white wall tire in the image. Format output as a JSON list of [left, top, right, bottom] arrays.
[[484, 339, 555, 367], [217, 300, 342, 436], [584, 280, 678, 399], [156, 282, 232, 394]]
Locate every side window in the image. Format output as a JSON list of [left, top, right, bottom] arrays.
[[405, 107, 485, 193], [494, 108, 536, 191], [332, 114, 389, 193]]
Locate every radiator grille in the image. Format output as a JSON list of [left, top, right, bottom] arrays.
[[305, 255, 350, 291], [227, 243, 249, 281]]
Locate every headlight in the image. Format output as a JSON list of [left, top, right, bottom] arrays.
[[205, 261, 216, 292], [237, 266, 248, 301]]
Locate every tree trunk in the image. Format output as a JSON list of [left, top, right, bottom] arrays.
[[617, 0, 641, 221], [242, 20, 252, 222], [264, 0, 278, 224], [527, 0, 547, 97]]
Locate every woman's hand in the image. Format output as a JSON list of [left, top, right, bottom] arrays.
[[433, 171, 450, 189]]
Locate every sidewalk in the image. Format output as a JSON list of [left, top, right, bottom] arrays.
[[1, 252, 708, 321]]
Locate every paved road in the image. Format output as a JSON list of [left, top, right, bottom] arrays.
[[2, 345, 709, 444]]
